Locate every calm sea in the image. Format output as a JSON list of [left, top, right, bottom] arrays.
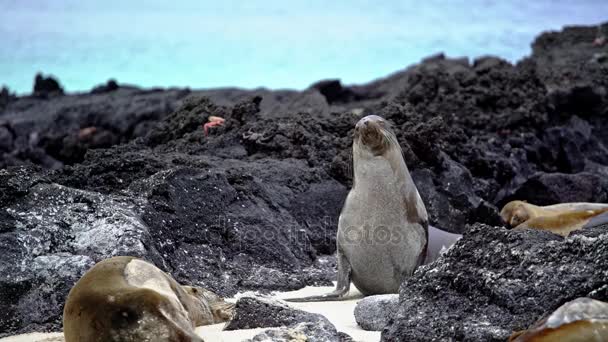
[[1, 0, 606, 94]]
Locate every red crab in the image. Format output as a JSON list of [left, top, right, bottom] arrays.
[[593, 36, 606, 46], [203, 116, 225, 137]]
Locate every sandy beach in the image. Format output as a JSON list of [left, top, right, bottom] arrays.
[[1, 284, 380, 342]]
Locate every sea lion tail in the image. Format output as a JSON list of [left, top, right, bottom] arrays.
[[283, 289, 350, 302]]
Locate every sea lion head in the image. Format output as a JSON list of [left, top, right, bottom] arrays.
[[353, 115, 398, 156], [500, 200, 532, 227], [182, 285, 234, 324]]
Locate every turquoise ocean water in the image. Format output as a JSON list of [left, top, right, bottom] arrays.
[[1, 0, 607, 94]]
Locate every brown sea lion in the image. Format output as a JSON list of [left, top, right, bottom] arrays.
[[500, 201, 608, 237], [287, 115, 428, 301], [509, 297, 608, 342], [63, 256, 234, 342]]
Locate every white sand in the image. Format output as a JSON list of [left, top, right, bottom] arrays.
[[0, 332, 64, 342], [1, 284, 380, 342]]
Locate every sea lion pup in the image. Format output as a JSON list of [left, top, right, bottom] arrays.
[[287, 115, 428, 302], [501, 200, 608, 237], [509, 297, 608, 342], [63, 256, 234, 342]]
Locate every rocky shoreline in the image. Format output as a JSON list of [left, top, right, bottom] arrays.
[[1, 23, 607, 340]]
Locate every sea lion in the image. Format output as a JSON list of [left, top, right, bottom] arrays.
[[63, 256, 234, 342], [509, 297, 608, 342], [424, 225, 462, 264], [287, 115, 428, 301], [500, 201, 608, 237]]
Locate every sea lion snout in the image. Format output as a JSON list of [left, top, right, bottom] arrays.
[[355, 115, 385, 131], [355, 115, 391, 154]]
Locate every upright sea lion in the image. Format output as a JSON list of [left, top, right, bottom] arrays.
[[287, 115, 429, 301], [509, 297, 608, 341], [501, 201, 608, 237], [63, 256, 234, 342]]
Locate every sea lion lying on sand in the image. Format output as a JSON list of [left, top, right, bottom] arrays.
[[501, 201, 608, 237], [509, 297, 608, 342], [63, 256, 234, 342]]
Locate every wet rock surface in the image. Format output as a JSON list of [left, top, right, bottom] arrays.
[[0, 22, 608, 338]]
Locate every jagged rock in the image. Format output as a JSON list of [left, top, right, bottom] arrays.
[[0, 175, 160, 335], [90, 79, 119, 94], [0, 125, 13, 151], [354, 294, 399, 331], [382, 223, 608, 341], [0, 86, 14, 111], [310, 79, 358, 104], [227, 296, 353, 342], [541, 116, 608, 173], [506, 171, 608, 205], [33, 73, 64, 97], [0, 147, 342, 335], [532, 23, 608, 118], [225, 296, 328, 330], [246, 321, 353, 342]]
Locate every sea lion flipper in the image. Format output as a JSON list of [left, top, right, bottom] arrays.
[[284, 249, 352, 302]]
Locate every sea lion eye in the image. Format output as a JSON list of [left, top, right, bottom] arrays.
[[511, 214, 525, 227]]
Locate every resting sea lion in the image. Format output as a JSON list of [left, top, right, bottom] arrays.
[[509, 297, 608, 342], [501, 201, 608, 237], [287, 115, 428, 301], [63, 256, 234, 342]]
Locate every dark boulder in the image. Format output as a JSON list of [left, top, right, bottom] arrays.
[[33, 73, 64, 97], [226, 296, 353, 342], [382, 223, 608, 341], [90, 79, 119, 94], [505, 172, 608, 206]]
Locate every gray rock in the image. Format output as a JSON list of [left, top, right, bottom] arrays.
[[225, 296, 328, 330], [0, 126, 13, 151], [382, 223, 608, 341], [354, 294, 399, 331], [246, 321, 353, 342], [227, 296, 353, 342]]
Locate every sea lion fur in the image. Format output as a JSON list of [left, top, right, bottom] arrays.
[[501, 201, 608, 236], [286, 115, 428, 301], [63, 256, 233, 342]]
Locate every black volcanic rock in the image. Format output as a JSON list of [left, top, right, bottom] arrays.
[[311, 79, 358, 104], [0, 125, 13, 152], [505, 172, 608, 206], [382, 223, 608, 341], [33, 73, 64, 97], [227, 297, 353, 342], [225, 296, 328, 330], [0, 86, 15, 111], [91, 79, 119, 94]]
